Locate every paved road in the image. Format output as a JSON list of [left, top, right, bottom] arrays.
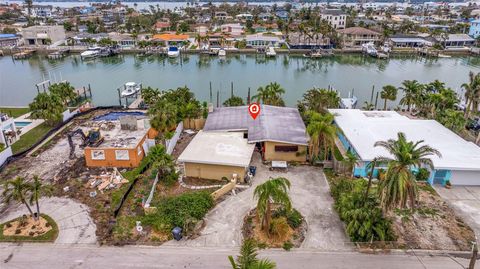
[[435, 186, 480, 243], [166, 153, 348, 249], [0, 197, 97, 244], [0, 244, 471, 269]]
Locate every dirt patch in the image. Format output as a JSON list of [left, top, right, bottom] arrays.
[[391, 184, 475, 251], [171, 131, 196, 160], [183, 176, 228, 186], [242, 208, 306, 249], [3, 215, 52, 237]]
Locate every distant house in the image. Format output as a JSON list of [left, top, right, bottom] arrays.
[[434, 34, 475, 49], [245, 33, 284, 48], [337, 27, 382, 47], [214, 11, 228, 21], [469, 19, 480, 39], [203, 105, 308, 162], [154, 21, 171, 32], [320, 9, 347, 30], [21, 25, 66, 46], [257, 13, 272, 21], [236, 13, 253, 20], [27, 5, 53, 19], [252, 23, 278, 33], [0, 34, 20, 47], [221, 23, 244, 36], [108, 32, 136, 48], [275, 10, 289, 20], [388, 35, 427, 48], [194, 24, 209, 35], [152, 33, 189, 46]]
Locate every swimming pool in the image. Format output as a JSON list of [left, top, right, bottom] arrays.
[[15, 121, 32, 128], [93, 111, 146, 121]]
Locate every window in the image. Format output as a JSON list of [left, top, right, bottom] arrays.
[[91, 150, 105, 160], [274, 145, 299, 152], [115, 150, 130, 160]]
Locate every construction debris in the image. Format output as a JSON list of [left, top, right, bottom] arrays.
[[86, 168, 129, 192]]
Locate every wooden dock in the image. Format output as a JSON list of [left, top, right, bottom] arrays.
[[48, 49, 70, 60], [13, 49, 35, 60], [416, 47, 439, 57]]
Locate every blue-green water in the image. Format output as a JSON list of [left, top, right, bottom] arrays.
[[1, 54, 480, 107]]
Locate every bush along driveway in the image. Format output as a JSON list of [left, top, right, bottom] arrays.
[[165, 153, 349, 250]]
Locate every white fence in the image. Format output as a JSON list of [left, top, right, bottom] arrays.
[[0, 146, 13, 167], [62, 108, 80, 122], [165, 122, 183, 155]]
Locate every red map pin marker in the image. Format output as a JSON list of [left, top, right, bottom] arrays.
[[249, 103, 261, 120]]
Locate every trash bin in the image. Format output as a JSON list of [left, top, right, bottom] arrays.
[[249, 166, 257, 176], [172, 227, 183, 241]]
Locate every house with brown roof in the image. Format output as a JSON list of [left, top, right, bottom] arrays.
[[337, 27, 382, 48]]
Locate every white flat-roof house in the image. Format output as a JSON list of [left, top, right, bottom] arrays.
[[320, 9, 347, 30], [21, 25, 66, 46], [330, 109, 480, 186]]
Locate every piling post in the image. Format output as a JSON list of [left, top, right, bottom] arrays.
[[216, 90, 219, 108], [247, 87, 251, 105], [231, 82, 234, 98], [374, 92, 379, 110], [88, 84, 92, 98], [370, 85, 375, 104], [209, 81, 212, 103], [83, 86, 87, 100], [117, 88, 122, 106]]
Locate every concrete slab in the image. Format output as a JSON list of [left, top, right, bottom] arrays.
[[435, 186, 480, 243], [0, 197, 97, 244], [165, 153, 349, 250]]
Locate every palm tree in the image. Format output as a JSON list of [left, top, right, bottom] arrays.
[[29, 175, 53, 221], [29, 92, 65, 126], [49, 82, 77, 106], [461, 71, 480, 119], [2, 177, 34, 217], [342, 151, 359, 177], [399, 80, 422, 112], [306, 112, 337, 161], [228, 239, 276, 269], [374, 132, 441, 212], [380, 85, 397, 110], [437, 109, 466, 133], [254, 177, 291, 234], [252, 82, 285, 106], [148, 99, 178, 141], [298, 88, 340, 114], [362, 101, 374, 111]]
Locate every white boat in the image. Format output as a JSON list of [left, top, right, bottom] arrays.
[[80, 46, 102, 59], [266, 46, 276, 57], [218, 48, 226, 57], [121, 82, 141, 97], [303, 50, 323, 58], [167, 46, 180, 58], [362, 42, 378, 57]]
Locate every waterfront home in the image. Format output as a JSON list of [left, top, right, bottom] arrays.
[[21, 25, 66, 46], [469, 19, 480, 38], [24, 5, 53, 19], [0, 34, 20, 47], [152, 33, 189, 47], [330, 109, 480, 186], [178, 131, 255, 182], [320, 9, 347, 30], [245, 33, 284, 48], [203, 105, 308, 162], [220, 23, 244, 36], [337, 27, 382, 48], [433, 34, 475, 49], [287, 32, 331, 49], [205, 33, 235, 49], [108, 32, 136, 48], [388, 35, 427, 48], [71, 33, 108, 45], [154, 21, 171, 32]]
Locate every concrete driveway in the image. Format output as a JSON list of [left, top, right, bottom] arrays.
[[166, 153, 349, 250], [435, 186, 480, 243], [0, 197, 97, 244]]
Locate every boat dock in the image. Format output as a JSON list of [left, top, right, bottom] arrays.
[[48, 49, 70, 59], [416, 47, 439, 57], [12, 49, 35, 60], [116, 83, 143, 108]]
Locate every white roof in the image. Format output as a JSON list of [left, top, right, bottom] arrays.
[[329, 109, 480, 171], [178, 131, 255, 167]]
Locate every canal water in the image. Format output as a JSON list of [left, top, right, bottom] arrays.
[[1, 54, 480, 107]]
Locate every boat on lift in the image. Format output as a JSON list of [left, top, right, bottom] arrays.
[[167, 46, 180, 58], [80, 46, 102, 59], [266, 46, 276, 57], [362, 42, 378, 57], [303, 49, 323, 58], [218, 48, 226, 57], [121, 82, 142, 97]]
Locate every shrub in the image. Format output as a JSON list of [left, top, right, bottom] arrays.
[[29, 231, 35, 236], [415, 168, 430, 182], [142, 191, 214, 232], [272, 208, 303, 229], [282, 240, 294, 251], [269, 217, 290, 240], [5, 223, 12, 228], [15, 229, 21, 234]]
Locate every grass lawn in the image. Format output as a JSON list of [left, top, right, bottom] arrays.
[[0, 107, 29, 118], [11, 123, 52, 154], [0, 214, 59, 242]]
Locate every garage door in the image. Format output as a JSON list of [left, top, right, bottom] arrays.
[[450, 170, 480, 186]]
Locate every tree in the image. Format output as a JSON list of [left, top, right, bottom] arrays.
[[223, 96, 245, 107], [253, 82, 285, 106], [2, 177, 34, 217], [228, 239, 276, 269], [374, 132, 441, 212], [342, 151, 359, 177], [254, 177, 291, 235], [29, 92, 65, 126], [437, 109, 466, 133], [461, 71, 480, 119], [399, 80, 422, 112], [148, 99, 178, 141], [306, 112, 336, 161], [141, 87, 161, 106], [380, 85, 397, 110], [297, 88, 340, 114], [28, 176, 53, 221], [49, 82, 76, 105]]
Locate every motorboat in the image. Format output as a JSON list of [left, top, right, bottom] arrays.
[[121, 82, 141, 97], [362, 42, 378, 57], [303, 50, 323, 58], [167, 46, 180, 58], [218, 48, 226, 57], [80, 46, 102, 59], [266, 46, 276, 57]]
